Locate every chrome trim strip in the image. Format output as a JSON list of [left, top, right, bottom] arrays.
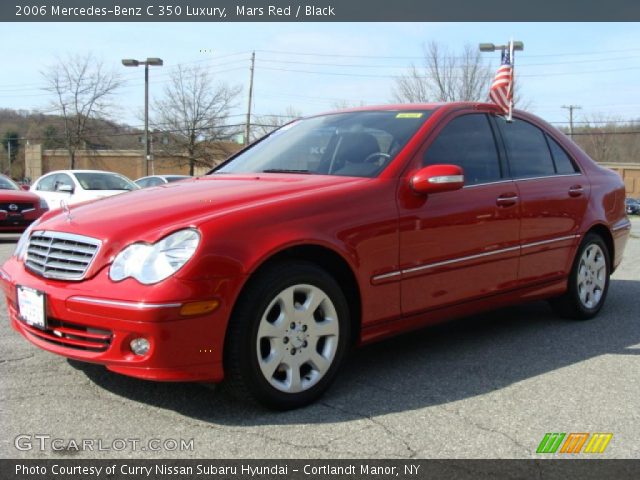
[[520, 235, 579, 249], [69, 296, 182, 309], [402, 245, 521, 275], [370, 234, 581, 282], [21, 208, 36, 213], [371, 271, 402, 281], [612, 221, 632, 232]]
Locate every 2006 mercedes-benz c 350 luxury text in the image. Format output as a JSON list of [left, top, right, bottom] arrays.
[[1, 103, 631, 409]]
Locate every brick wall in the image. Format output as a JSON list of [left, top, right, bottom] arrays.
[[24, 143, 242, 181]]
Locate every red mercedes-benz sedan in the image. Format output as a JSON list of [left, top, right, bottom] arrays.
[[0, 103, 631, 409], [0, 175, 48, 232]]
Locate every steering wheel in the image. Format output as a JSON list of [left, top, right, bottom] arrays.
[[364, 152, 392, 164]]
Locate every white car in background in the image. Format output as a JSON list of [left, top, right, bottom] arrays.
[[30, 170, 139, 210]]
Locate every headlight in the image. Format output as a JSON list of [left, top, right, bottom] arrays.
[[39, 197, 49, 210], [14, 220, 40, 260], [109, 229, 200, 285]]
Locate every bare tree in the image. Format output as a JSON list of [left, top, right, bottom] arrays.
[[392, 42, 493, 103], [153, 66, 242, 175], [252, 106, 302, 141], [573, 114, 622, 164], [392, 41, 531, 110], [42, 54, 122, 168]]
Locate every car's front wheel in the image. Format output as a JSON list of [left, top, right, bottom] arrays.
[[550, 232, 611, 320], [224, 261, 350, 409]]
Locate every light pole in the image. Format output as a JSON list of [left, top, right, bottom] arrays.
[[561, 105, 582, 139], [121, 57, 163, 176]]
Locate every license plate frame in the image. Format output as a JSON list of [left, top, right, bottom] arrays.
[[17, 286, 47, 330]]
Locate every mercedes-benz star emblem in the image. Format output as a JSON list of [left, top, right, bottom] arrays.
[[60, 200, 73, 222]]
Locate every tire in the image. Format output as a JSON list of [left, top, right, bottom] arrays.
[[223, 261, 351, 409], [550, 233, 611, 320]]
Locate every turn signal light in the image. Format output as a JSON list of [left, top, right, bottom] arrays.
[[179, 300, 220, 316]]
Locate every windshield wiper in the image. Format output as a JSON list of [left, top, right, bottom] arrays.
[[261, 169, 310, 174]]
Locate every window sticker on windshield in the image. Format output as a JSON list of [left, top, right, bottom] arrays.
[[396, 113, 423, 119]]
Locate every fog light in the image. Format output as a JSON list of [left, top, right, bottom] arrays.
[[130, 338, 150, 356]]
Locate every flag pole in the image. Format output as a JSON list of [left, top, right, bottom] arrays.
[[480, 40, 523, 122], [508, 39, 515, 122]]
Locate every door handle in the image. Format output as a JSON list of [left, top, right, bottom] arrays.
[[496, 193, 519, 207], [569, 185, 584, 197]]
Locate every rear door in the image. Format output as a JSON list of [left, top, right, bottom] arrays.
[[494, 116, 588, 285], [398, 112, 521, 315]]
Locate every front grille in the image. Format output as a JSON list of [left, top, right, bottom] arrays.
[[25, 231, 101, 281], [0, 202, 35, 213], [21, 318, 112, 352]]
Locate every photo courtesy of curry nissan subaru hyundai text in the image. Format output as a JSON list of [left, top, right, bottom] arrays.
[[0, 103, 630, 409]]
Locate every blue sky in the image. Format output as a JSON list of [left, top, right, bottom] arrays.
[[1, 22, 639, 128]]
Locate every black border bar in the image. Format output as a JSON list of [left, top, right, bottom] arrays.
[[3, 459, 640, 480], [4, 0, 640, 22]]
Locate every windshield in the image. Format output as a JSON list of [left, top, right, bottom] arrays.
[[214, 110, 433, 178], [74, 172, 138, 191], [0, 176, 19, 190]]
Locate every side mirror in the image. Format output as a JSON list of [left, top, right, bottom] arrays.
[[20, 185, 29, 191], [410, 165, 464, 195]]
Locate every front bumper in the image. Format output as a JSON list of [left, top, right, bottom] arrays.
[[1, 257, 241, 382], [0, 209, 44, 232]]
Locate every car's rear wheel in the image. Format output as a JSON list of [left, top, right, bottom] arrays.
[[550, 232, 610, 320], [224, 261, 350, 409]]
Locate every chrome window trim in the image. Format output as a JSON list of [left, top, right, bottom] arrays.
[[372, 234, 580, 282], [463, 173, 583, 189], [69, 296, 182, 309], [515, 173, 583, 182], [463, 179, 514, 189]]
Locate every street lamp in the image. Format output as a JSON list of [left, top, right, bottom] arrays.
[[121, 57, 163, 176], [479, 41, 524, 52]]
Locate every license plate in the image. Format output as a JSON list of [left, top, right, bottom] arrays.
[[17, 286, 46, 329]]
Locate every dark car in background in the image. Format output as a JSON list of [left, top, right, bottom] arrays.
[[625, 198, 640, 215], [0, 175, 48, 232]]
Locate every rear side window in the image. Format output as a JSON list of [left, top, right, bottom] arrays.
[[423, 114, 502, 186], [498, 118, 556, 178], [546, 135, 579, 174]]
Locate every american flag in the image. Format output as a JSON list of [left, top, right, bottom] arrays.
[[489, 49, 514, 115]]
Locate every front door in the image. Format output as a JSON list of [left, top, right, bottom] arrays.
[[398, 113, 521, 315]]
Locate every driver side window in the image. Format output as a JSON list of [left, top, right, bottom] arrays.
[[54, 174, 74, 192], [423, 114, 502, 186], [36, 175, 56, 191]]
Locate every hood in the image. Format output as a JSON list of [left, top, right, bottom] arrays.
[[0, 189, 41, 203], [37, 173, 365, 244]]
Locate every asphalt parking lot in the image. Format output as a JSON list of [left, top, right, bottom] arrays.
[[0, 219, 638, 459]]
